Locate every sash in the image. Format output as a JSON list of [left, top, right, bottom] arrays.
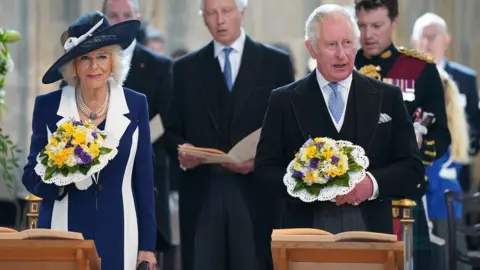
[[383, 54, 427, 102]]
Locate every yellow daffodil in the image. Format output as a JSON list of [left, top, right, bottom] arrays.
[[305, 145, 318, 158], [322, 149, 334, 159], [72, 130, 86, 145], [61, 122, 73, 136], [89, 143, 100, 158], [48, 138, 59, 147]]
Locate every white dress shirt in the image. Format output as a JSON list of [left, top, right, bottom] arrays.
[[213, 28, 246, 85], [315, 69, 379, 200]]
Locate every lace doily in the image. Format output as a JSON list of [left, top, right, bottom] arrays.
[[34, 135, 119, 190], [283, 140, 370, 203]]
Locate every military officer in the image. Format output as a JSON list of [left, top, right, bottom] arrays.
[[354, 1, 451, 269]]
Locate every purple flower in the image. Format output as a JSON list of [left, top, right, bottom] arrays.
[[303, 138, 313, 147], [74, 145, 93, 164], [310, 158, 320, 169], [331, 156, 340, 164], [65, 140, 73, 148], [316, 142, 323, 148], [92, 131, 97, 139], [292, 170, 304, 178], [72, 120, 82, 126]]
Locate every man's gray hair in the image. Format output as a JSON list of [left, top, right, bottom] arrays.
[[59, 45, 130, 89], [411, 12, 448, 41], [102, 0, 140, 15], [199, 0, 248, 14], [304, 4, 360, 46]]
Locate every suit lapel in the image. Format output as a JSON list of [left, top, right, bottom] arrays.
[[290, 71, 331, 141], [231, 36, 262, 124], [57, 84, 131, 143], [352, 71, 382, 154], [104, 85, 131, 144], [200, 42, 221, 132], [56, 85, 80, 127]]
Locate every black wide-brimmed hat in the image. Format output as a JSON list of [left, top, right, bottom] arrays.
[[42, 11, 140, 84]]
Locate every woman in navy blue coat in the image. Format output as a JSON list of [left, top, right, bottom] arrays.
[[22, 11, 157, 270]]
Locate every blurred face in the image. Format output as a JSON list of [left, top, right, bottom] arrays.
[[104, 0, 138, 25], [305, 15, 357, 82], [75, 48, 113, 90], [411, 24, 450, 62], [202, 0, 244, 46], [147, 40, 165, 54], [356, 7, 397, 56]]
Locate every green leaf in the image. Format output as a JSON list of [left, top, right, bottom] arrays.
[[41, 156, 48, 166], [293, 180, 304, 192], [45, 166, 56, 180], [348, 163, 363, 172], [305, 185, 321, 196], [99, 147, 112, 154], [78, 166, 89, 175], [327, 174, 350, 187], [91, 159, 100, 165], [61, 167, 69, 176], [67, 166, 76, 173]]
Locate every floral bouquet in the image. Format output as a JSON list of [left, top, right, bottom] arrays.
[[283, 137, 370, 202], [34, 120, 118, 190]]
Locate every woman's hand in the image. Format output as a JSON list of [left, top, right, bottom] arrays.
[[137, 251, 157, 270]]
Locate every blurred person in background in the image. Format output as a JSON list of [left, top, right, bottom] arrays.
[[102, 0, 174, 267], [171, 48, 189, 60], [412, 13, 480, 269], [163, 0, 295, 269], [354, 1, 451, 268], [411, 12, 480, 194]]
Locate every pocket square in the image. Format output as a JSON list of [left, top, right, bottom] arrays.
[[378, 113, 392, 124]]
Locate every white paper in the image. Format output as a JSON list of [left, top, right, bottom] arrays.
[[150, 114, 164, 143], [178, 128, 262, 164]]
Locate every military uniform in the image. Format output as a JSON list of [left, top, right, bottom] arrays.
[[356, 43, 451, 270]]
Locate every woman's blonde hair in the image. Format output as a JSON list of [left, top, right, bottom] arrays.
[[438, 67, 470, 164], [59, 45, 129, 88]]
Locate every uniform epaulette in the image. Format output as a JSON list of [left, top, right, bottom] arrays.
[[397, 47, 434, 63]]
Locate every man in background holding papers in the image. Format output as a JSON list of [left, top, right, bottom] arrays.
[[163, 0, 294, 269], [101, 0, 174, 262]]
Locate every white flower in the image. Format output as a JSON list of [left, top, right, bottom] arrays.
[[86, 133, 95, 144], [340, 154, 349, 171], [64, 154, 77, 167]]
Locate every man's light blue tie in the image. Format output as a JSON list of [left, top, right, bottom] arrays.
[[223, 47, 233, 91], [327, 82, 344, 123]]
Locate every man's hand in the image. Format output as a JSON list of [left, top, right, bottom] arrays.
[[335, 174, 374, 206], [137, 251, 157, 270], [221, 159, 254, 175], [178, 144, 205, 170]]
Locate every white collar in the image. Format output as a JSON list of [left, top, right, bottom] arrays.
[[315, 68, 353, 90], [213, 28, 246, 58]]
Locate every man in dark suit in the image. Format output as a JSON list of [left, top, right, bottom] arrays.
[[354, 1, 450, 268], [411, 12, 480, 192], [255, 4, 426, 237], [101, 0, 174, 258], [163, 0, 294, 269]]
